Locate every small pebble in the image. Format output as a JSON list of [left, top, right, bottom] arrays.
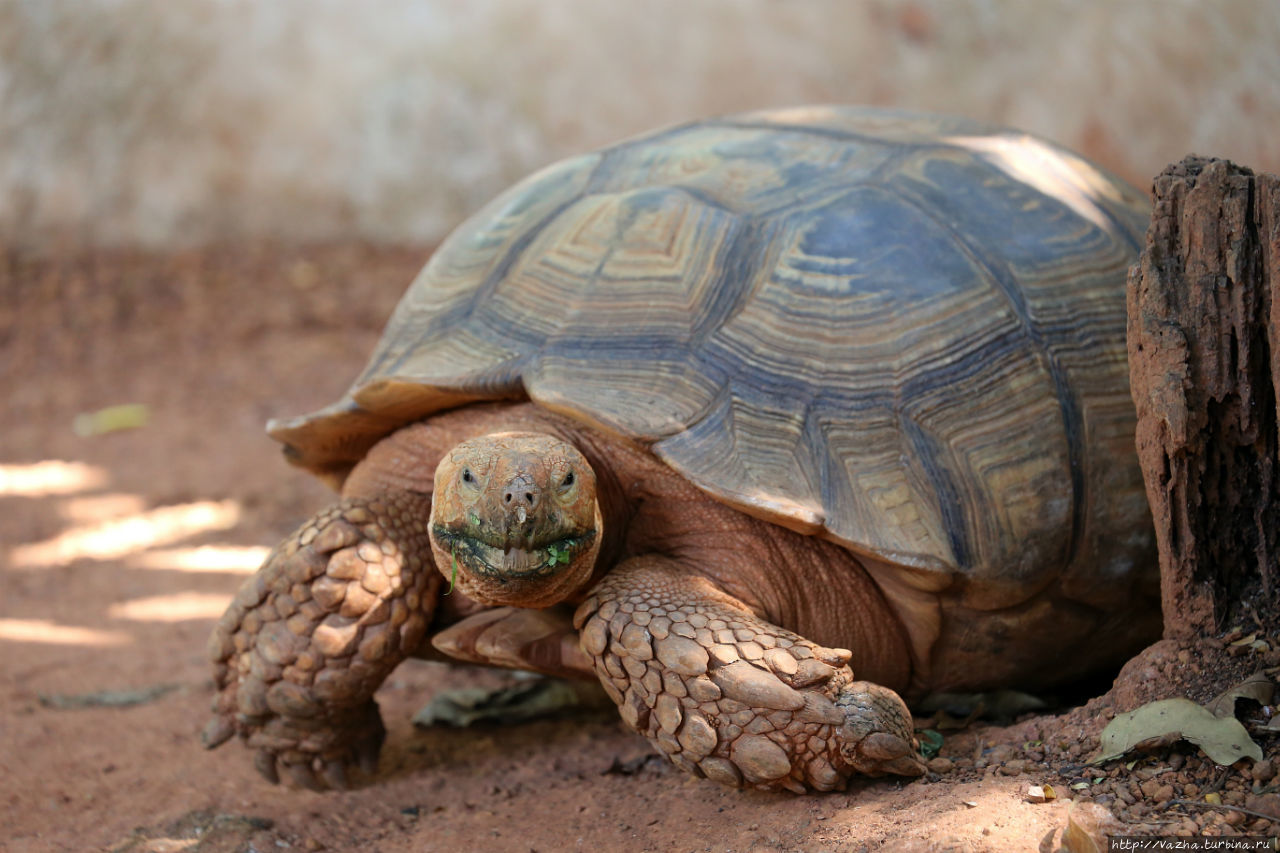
[[927, 757, 954, 774], [1245, 793, 1280, 819]]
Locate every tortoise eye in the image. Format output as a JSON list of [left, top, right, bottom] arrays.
[[562, 471, 575, 488], [462, 468, 475, 484]]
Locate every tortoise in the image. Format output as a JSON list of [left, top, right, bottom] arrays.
[[202, 105, 1160, 793]]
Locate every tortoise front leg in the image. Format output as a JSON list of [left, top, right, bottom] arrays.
[[573, 556, 925, 792], [201, 492, 438, 789]]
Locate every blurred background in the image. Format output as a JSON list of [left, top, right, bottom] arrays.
[[3, 0, 1277, 250]]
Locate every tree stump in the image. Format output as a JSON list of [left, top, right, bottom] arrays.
[[1127, 156, 1280, 639]]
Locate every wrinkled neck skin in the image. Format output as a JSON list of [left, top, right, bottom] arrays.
[[356, 403, 912, 692], [428, 430, 607, 608]]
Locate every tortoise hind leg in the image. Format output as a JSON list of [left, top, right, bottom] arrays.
[[573, 556, 925, 792], [429, 605, 597, 679], [413, 606, 607, 728], [202, 492, 438, 789]]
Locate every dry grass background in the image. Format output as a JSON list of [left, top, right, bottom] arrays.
[[2, 0, 1276, 249]]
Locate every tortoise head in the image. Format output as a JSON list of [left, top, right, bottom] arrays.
[[428, 432, 602, 608]]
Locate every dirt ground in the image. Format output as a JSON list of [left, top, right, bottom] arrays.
[[2, 245, 1278, 853]]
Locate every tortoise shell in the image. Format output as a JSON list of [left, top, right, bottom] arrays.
[[270, 106, 1153, 608]]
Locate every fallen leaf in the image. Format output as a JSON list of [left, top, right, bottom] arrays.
[[1207, 672, 1276, 717], [1093, 698, 1263, 766], [73, 403, 150, 436], [1131, 732, 1180, 752], [412, 679, 605, 727], [39, 683, 179, 709]]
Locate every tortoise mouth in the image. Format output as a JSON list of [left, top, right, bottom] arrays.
[[431, 524, 597, 582]]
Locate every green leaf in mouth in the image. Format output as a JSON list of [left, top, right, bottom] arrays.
[[445, 548, 458, 595], [546, 542, 572, 567]]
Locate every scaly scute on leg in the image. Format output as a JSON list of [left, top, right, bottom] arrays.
[[202, 492, 438, 789], [573, 555, 925, 792]]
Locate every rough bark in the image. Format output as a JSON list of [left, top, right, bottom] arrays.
[[1127, 156, 1280, 639]]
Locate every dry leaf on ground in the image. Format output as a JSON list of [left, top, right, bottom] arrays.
[[1206, 672, 1275, 718], [1093, 698, 1263, 766]]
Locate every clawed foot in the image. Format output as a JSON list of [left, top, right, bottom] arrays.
[[201, 494, 436, 790], [576, 557, 925, 792], [204, 699, 385, 790], [836, 681, 927, 778]]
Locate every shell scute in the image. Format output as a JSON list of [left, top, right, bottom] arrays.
[[270, 107, 1153, 596]]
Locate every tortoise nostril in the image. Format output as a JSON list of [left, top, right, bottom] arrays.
[[503, 489, 539, 509]]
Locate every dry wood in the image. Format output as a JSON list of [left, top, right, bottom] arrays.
[[1127, 156, 1280, 638]]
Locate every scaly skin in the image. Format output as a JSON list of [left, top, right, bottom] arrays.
[[428, 432, 602, 608], [203, 406, 924, 791], [574, 556, 924, 792], [202, 493, 438, 789]]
